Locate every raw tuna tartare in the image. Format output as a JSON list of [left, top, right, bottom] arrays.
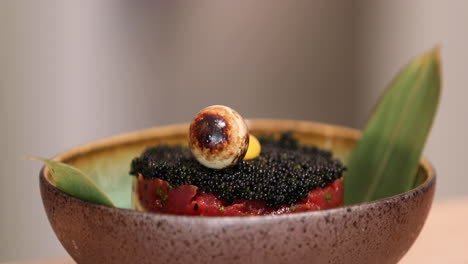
[[130, 132, 345, 216]]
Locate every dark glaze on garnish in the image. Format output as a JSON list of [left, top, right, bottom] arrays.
[[231, 133, 249, 164], [190, 113, 230, 152]]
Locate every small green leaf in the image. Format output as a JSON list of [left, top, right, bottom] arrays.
[[30, 157, 114, 207], [345, 48, 441, 205]]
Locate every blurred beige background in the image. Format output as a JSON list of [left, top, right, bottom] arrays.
[[1, 0, 467, 262]]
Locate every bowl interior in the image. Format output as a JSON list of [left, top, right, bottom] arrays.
[[45, 119, 431, 209]]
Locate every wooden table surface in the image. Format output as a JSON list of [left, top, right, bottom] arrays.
[[4, 197, 468, 264]]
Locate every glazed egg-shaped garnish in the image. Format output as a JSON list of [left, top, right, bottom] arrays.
[[189, 105, 249, 169]]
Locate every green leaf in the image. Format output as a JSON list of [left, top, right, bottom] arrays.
[[344, 48, 441, 205], [30, 157, 115, 207]]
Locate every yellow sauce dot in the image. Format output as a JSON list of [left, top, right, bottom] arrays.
[[244, 134, 261, 160]]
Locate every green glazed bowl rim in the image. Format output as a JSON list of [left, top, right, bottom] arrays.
[[40, 119, 436, 222]]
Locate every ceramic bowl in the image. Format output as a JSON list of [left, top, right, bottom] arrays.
[[39, 120, 435, 264]]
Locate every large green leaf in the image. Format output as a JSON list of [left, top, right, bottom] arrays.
[[31, 157, 115, 207], [344, 48, 441, 205]]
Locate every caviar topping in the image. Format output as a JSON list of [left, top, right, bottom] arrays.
[[130, 132, 345, 208]]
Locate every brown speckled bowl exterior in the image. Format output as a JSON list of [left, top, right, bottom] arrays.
[[40, 120, 435, 264]]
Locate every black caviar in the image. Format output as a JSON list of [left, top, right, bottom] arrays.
[[130, 132, 345, 208]]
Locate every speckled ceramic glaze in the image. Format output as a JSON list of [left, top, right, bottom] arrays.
[[40, 120, 435, 264]]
